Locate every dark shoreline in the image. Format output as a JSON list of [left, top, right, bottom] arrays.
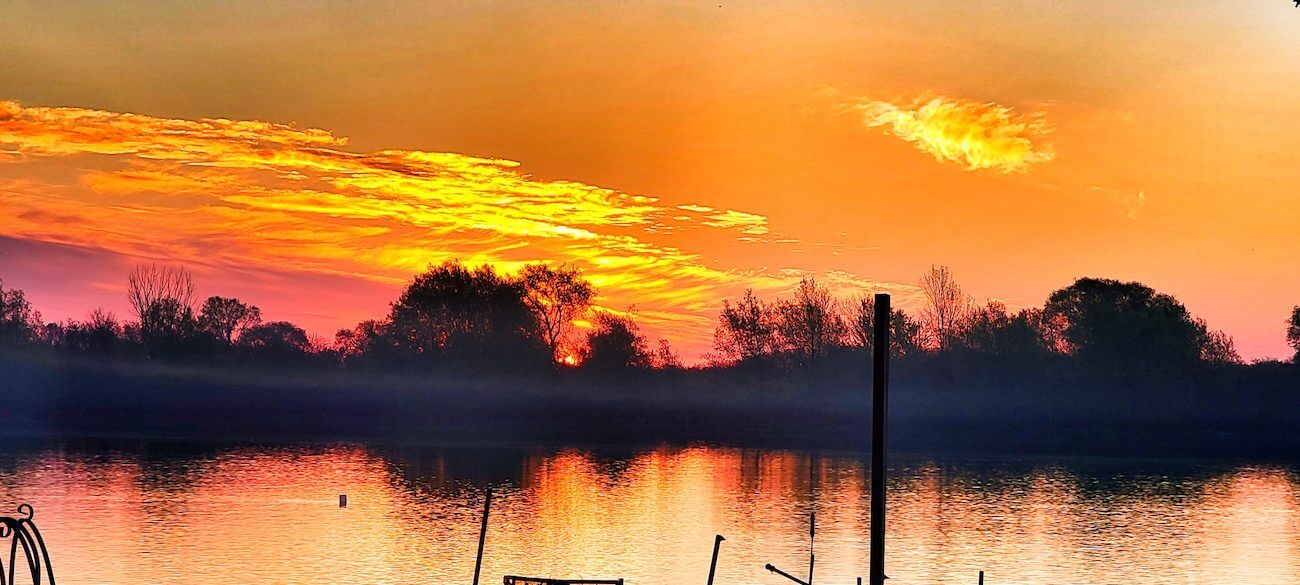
[[3, 353, 1299, 463]]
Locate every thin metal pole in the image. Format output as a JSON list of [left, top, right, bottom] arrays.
[[707, 535, 725, 585], [978, 570, 984, 585], [472, 487, 492, 585], [869, 293, 890, 585]]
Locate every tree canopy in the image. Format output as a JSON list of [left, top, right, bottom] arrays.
[[583, 311, 651, 371], [0, 279, 41, 347], [518, 263, 595, 363], [1043, 278, 1209, 368], [383, 260, 544, 370], [199, 296, 262, 344]]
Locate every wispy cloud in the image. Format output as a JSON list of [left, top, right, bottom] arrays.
[[1088, 185, 1148, 220], [845, 95, 1055, 173], [701, 209, 769, 235]]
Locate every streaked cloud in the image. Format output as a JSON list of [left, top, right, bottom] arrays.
[[701, 209, 769, 235], [0, 100, 899, 357], [846, 95, 1055, 173]]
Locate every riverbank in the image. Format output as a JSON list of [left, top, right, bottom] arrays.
[[3, 353, 1298, 460]]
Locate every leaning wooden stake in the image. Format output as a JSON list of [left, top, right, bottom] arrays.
[[707, 535, 725, 585], [472, 487, 492, 585], [869, 293, 890, 585], [807, 512, 815, 585]]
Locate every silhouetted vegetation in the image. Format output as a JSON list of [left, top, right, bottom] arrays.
[[1043, 278, 1211, 369], [1289, 306, 1300, 362], [1, 263, 1297, 457], [0, 279, 41, 346], [582, 311, 652, 373], [342, 260, 551, 373]]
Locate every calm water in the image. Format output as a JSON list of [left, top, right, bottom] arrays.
[[1, 442, 1298, 584]]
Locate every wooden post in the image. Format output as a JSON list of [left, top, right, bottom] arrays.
[[764, 564, 810, 585], [978, 570, 984, 585], [473, 487, 492, 585], [869, 293, 890, 585], [807, 512, 815, 585], [339, 494, 347, 508], [707, 535, 724, 585]]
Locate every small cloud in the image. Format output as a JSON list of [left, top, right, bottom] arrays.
[[1128, 190, 1146, 220], [845, 95, 1055, 173], [702, 209, 769, 235], [1088, 185, 1147, 220]]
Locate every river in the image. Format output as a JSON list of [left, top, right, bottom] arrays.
[[1, 441, 1297, 584]]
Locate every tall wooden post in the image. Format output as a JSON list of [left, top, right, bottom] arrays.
[[473, 487, 492, 585], [869, 293, 890, 585], [707, 535, 725, 585]]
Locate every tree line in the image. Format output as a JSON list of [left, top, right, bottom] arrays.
[[2, 261, 1298, 379], [707, 266, 1271, 373]]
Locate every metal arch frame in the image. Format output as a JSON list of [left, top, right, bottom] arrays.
[[0, 504, 56, 585]]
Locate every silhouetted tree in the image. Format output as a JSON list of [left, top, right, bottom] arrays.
[[518, 263, 595, 364], [62, 308, 122, 356], [651, 338, 684, 370], [918, 265, 972, 352], [1285, 306, 1300, 363], [141, 298, 198, 339], [334, 320, 398, 366], [122, 263, 203, 359], [239, 321, 311, 362], [134, 297, 200, 360], [198, 296, 262, 344], [0, 280, 41, 347], [1200, 328, 1240, 364], [890, 310, 924, 357], [1043, 278, 1208, 369], [711, 289, 777, 365], [127, 263, 194, 333], [956, 302, 1048, 357], [39, 322, 65, 346], [774, 276, 846, 366], [582, 311, 651, 371], [385, 260, 543, 370], [847, 295, 923, 357]]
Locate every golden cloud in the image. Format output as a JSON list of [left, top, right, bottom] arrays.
[[849, 96, 1054, 173], [8, 100, 893, 356]]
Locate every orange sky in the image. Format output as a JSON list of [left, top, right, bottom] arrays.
[[1, 1, 1298, 361]]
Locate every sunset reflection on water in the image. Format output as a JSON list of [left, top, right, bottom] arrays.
[[1, 443, 1297, 584]]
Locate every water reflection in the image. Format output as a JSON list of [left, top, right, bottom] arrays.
[[0, 442, 1297, 584]]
